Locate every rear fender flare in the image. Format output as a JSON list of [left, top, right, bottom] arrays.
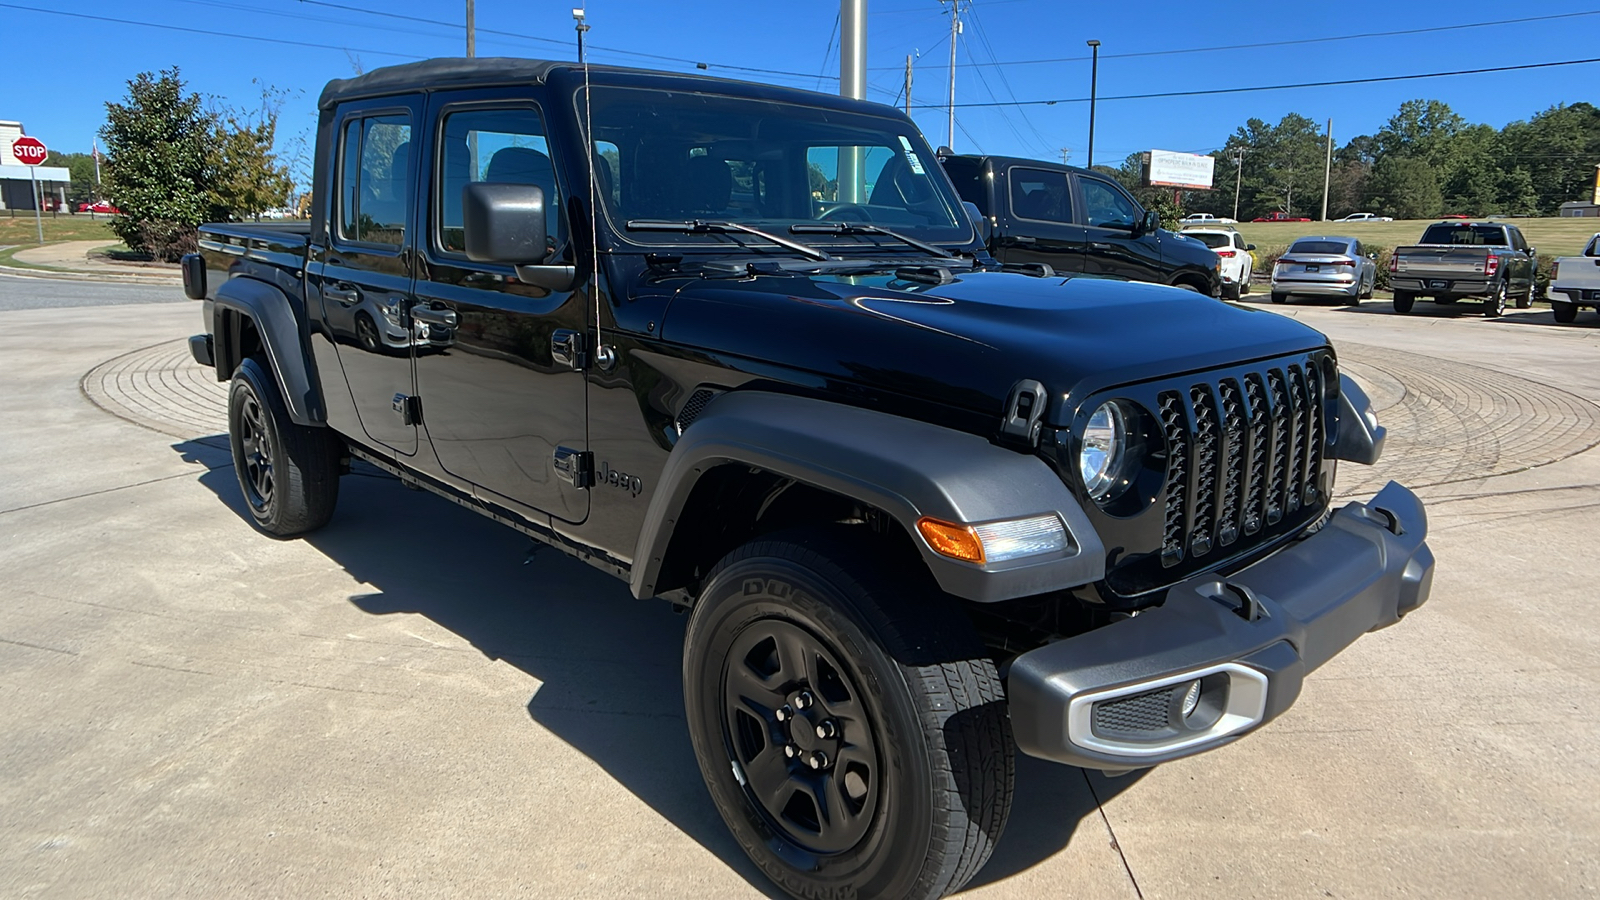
[[630, 391, 1106, 603], [212, 276, 324, 425]]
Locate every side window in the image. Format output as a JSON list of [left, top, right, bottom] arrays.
[[1587, 237, 1599, 257], [336, 114, 412, 246], [1008, 167, 1072, 224], [437, 107, 559, 256], [1080, 178, 1138, 230]]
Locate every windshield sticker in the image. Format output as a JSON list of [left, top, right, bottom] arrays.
[[898, 135, 927, 174]]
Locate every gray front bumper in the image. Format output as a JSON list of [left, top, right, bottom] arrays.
[[1008, 480, 1433, 769]]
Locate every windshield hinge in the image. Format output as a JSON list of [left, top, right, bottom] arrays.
[[1000, 379, 1047, 446]]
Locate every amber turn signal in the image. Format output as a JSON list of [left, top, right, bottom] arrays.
[[916, 517, 985, 564]]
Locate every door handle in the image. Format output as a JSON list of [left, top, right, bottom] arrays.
[[411, 305, 458, 328], [1013, 235, 1036, 244], [325, 284, 360, 305], [1090, 242, 1113, 251]]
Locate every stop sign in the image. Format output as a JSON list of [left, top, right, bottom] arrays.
[[12, 136, 47, 166]]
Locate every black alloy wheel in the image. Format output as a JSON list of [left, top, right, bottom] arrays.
[[683, 528, 1012, 900], [1484, 282, 1507, 318], [228, 357, 342, 537]]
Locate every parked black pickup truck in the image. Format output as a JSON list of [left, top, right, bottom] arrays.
[[1389, 220, 1538, 316], [186, 58, 1432, 900], [939, 153, 1226, 297]]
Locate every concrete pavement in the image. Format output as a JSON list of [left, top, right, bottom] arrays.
[[1, 279, 1596, 898]]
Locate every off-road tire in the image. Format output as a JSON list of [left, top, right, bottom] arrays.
[[1553, 301, 1578, 324], [683, 528, 1012, 900], [228, 357, 341, 537], [1393, 291, 1415, 314]]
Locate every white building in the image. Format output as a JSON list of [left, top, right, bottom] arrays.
[[1, 120, 71, 212]]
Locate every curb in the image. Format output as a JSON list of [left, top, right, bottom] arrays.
[[0, 264, 182, 285]]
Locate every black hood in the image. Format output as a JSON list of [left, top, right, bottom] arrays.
[[656, 268, 1329, 424]]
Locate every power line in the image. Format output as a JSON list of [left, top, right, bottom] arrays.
[[869, 9, 1600, 70], [0, 3, 427, 59], [911, 58, 1600, 108]]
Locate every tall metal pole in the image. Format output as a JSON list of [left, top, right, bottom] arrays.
[[839, 0, 866, 202], [1061, 148, 1070, 165], [466, 0, 475, 57], [904, 55, 913, 117], [1232, 148, 1246, 222], [1086, 40, 1100, 170], [1321, 117, 1333, 221], [943, 0, 961, 150], [574, 7, 588, 63], [29, 165, 43, 244]]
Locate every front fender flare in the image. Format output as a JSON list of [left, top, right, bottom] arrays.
[[212, 276, 324, 425], [630, 391, 1105, 603]]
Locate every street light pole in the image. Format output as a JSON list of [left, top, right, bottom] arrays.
[[1085, 40, 1100, 170], [840, 0, 866, 202], [466, 0, 475, 57]]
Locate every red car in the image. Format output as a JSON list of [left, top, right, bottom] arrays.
[[1252, 211, 1312, 223], [1439, 214, 1472, 220], [77, 200, 121, 215]]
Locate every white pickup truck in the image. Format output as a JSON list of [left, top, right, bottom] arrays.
[[1550, 232, 1600, 323]]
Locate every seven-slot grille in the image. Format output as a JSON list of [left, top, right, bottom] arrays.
[[1157, 356, 1329, 568]]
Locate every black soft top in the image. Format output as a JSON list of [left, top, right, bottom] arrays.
[[318, 57, 896, 117]]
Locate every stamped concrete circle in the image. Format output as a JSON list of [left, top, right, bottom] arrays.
[[81, 337, 1600, 497], [81, 338, 229, 440]]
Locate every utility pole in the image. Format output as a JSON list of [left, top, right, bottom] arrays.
[[904, 55, 913, 117], [840, 0, 866, 202], [1232, 148, 1247, 222], [466, 0, 475, 57], [1060, 148, 1071, 165], [1321, 118, 1333, 222], [942, 0, 963, 150], [1085, 39, 1100, 169]]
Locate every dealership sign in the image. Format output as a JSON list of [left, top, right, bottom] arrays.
[[1145, 149, 1215, 190]]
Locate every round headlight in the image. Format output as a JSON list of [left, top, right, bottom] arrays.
[[1079, 401, 1126, 501]]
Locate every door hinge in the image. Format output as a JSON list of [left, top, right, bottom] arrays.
[[552, 329, 588, 370], [392, 393, 422, 425], [553, 446, 594, 488]]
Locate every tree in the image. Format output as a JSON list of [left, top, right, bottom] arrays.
[[209, 84, 294, 220], [1375, 99, 1466, 167], [1366, 156, 1441, 219], [100, 68, 220, 260], [1216, 114, 1329, 219]]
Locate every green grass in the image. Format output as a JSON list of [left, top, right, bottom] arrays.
[[0, 213, 118, 246], [1231, 217, 1599, 259]]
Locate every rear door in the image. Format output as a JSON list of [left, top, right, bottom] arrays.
[[311, 99, 421, 455], [994, 166, 1086, 272], [409, 90, 591, 525], [1074, 174, 1165, 284]]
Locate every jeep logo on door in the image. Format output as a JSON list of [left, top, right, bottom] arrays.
[[598, 462, 643, 496]]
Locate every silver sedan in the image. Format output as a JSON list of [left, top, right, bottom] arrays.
[[1270, 236, 1378, 305]]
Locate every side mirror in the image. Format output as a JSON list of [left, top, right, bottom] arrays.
[[1368, 251, 1377, 260], [464, 182, 548, 264], [961, 200, 991, 242], [1528, 247, 1537, 256], [1246, 243, 1257, 251], [1133, 209, 1157, 238]]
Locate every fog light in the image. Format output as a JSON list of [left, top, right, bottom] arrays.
[[1180, 680, 1202, 719]]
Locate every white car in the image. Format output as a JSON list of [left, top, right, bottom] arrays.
[[1182, 227, 1255, 300], [1180, 212, 1237, 225], [1550, 232, 1600, 323], [1337, 212, 1393, 223]]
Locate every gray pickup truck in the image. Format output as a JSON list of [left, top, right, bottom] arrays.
[[1389, 221, 1537, 316]]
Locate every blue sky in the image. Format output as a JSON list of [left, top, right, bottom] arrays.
[[4, 0, 1597, 184]]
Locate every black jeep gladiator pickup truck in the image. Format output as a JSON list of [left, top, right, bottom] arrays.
[[185, 58, 1433, 900], [938, 153, 1225, 297]]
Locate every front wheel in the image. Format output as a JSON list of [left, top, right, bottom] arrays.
[[228, 357, 341, 536], [683, 529, 1012, 900], [1484, 282, 1507, 318], [1515, 278, 1535, 309]]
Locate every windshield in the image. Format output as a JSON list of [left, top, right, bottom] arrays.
[[1187, 233, 1232, 249], [1288, 240, 1351, 255], [579, 85, 971, 248], [1419, 224, 1507, 246]]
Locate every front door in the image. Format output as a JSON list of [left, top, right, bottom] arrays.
[[313, 100, 420, 455], [995, 166, 1086, 272], [410, 93, 591, 524], [1076, 175, 1166, 285]]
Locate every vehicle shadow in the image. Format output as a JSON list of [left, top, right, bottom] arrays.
[[177, 437, 1140, 895]]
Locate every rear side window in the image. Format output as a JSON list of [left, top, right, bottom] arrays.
[[1008, 167, 1072, 224], [1287, 240, 1350, 255], [337, 114, 412, 246], [436, 106, 560, 256]]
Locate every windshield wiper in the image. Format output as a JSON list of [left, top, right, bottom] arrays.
[[626, 219, 832, 261], [789, 222, 956, 260]]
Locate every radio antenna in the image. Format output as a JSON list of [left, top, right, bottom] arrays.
[[573, 6, 608, 369]]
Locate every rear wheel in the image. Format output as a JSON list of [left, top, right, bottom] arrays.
[[1223, 281, 1241, 301], [228, 357, 341, 536], [683, 528, 1013, 900], [1270, 291, 1289, 304], [1484, 282, 1507, 318], [1553, 302, 1579, 324], [1393, 291, 1415, 314]]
